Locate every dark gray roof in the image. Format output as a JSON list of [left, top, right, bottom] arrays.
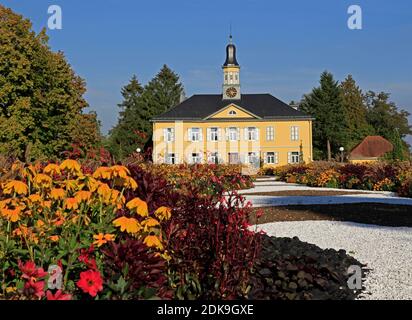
[[152, 94, 311, 121]]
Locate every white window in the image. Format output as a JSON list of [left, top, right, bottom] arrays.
[[209, 127, 219, 141], [209, 152, 219, 164], [191, 153, 201, 164], [247, 152, 259, 164], [228, 110, 237, 116], [266, 127, 274, 141], [189, 128, 201, 141], [166, 153, 176, 164], [291, 126, 299, 141], [266, 152, 279, 164], [165, 128, 174, 142], [288, 151, 300, 164], [227, 127, 239, 141], [245, 127, 258, 141]]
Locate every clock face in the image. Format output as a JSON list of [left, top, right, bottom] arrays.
[[226, 87, 237, 98]]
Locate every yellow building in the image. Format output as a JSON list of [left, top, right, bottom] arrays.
[[151, 36, 313, 167]]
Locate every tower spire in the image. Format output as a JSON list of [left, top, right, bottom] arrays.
[[222, 33, 240, 100]]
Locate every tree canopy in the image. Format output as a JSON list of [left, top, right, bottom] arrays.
[[108, 65, 183, 160], [0, 5, 100, 160], [300, 72, 411, 161]]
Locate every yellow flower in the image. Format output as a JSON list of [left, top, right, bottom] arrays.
[[110, 190, 125, 209], [65, 179, 79, 192], [36, 219, 45, 228], [93, 166, 112, 180], [126, 197, 148, 217], [154, 206, 172, 221], [113, 216, 141, 234], [143, 235, 163, 250], [110, 165, 130, 178], [141, 217, 160, 231], [93, 233, 115, 247], [33, 174, 52, 189], [65, 197, 79, 210], [97, 183, 111, 200], [3, 180, 28, 195], [49, 235, 59, 242], [60, 159, 81, 173], [50, 188, 65, 200], [126, 177, 138, 190], [28, 193, 42, 203], [74, 190, 92, 203], [43, 163, 61, 175], [5, 287, 17, 294]]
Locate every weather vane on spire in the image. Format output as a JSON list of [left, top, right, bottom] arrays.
[[229, 24, 232, 43]]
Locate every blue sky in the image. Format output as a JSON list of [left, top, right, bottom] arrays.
[[3, 0, 412, 144]]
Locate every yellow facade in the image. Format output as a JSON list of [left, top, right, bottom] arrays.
[[152, 106, 313, 166]]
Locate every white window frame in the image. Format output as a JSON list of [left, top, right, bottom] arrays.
[[266, 152, 279, 164], [209, 152, 219, 164], [189, 127, 201, 142], [209, 127, 219, 141], [246, 127, 258, 141], [291, 126, 299, 141], [290, 151, 300, 164], [191, 152, 201, 164], [165, 128, 175, 142], [166, 153, 176, 164], [227, 127, 239, 141], [247, 152, 259, 164], [266, 126, 274, 141]]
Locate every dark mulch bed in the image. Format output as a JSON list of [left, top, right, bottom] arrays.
[[243, 190, 370, 196], [249, 203, 412, 227], [249, 235, 369, 300]]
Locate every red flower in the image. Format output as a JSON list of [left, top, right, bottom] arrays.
[[76, 270, 103, 297], [78, 245, 97, 270], [46, 290, 72, 300], [24, 279, 45, 299], [18, 260, 48, 280]]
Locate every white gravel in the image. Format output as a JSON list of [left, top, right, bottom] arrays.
[[256, 221, 412, 300], [240, 179, 412, 206]]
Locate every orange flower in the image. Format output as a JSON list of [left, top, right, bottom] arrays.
[[126, 197, 148, 217], [143, 235, 163, 250], [110, 190, 125, 209], [113, 216, 141, 233], [1, 207, 21, 222], [50, 188, 65, 200], [110, 165, 130, 178], [28, 193, 42, 203], [93, 233, 115, 247], [92, 167, 111, 180], [60, 159, 81, 174], [3, 180, 28, 195], [49, 235, 59, 242], [65, 197, 79, 210], [74, 190, 92, 203], [154, 206, 172, 221], [43, 163, 61, 175], [65, 179, 79, 192], [122, 177, 138, 190], [42, 200, 52, 209], [97, 183, 111, 200], [33, 174, 52, 189], [141, 217, 160, 231]]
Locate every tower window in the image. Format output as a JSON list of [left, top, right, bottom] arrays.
[[225, 75, 228, 81]]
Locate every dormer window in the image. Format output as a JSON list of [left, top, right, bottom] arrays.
[[228, 110, 237, 116]]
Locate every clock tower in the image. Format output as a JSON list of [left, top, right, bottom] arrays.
[[222, 35, 241, 100]]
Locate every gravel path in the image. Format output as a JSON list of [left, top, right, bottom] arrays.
[[240, 178, 412, 206], [257, 221, 412, 300]]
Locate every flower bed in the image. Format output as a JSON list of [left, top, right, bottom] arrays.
[[0, 160, 259, 300], [263, 161, 412, 198]]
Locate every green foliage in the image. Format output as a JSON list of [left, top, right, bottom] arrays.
[[300, 71, 348, 160], [109, 66, 184, 160], [0, 5, 100, 159], [300, 72, 411, 161], [339, 75, 374, 150]]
